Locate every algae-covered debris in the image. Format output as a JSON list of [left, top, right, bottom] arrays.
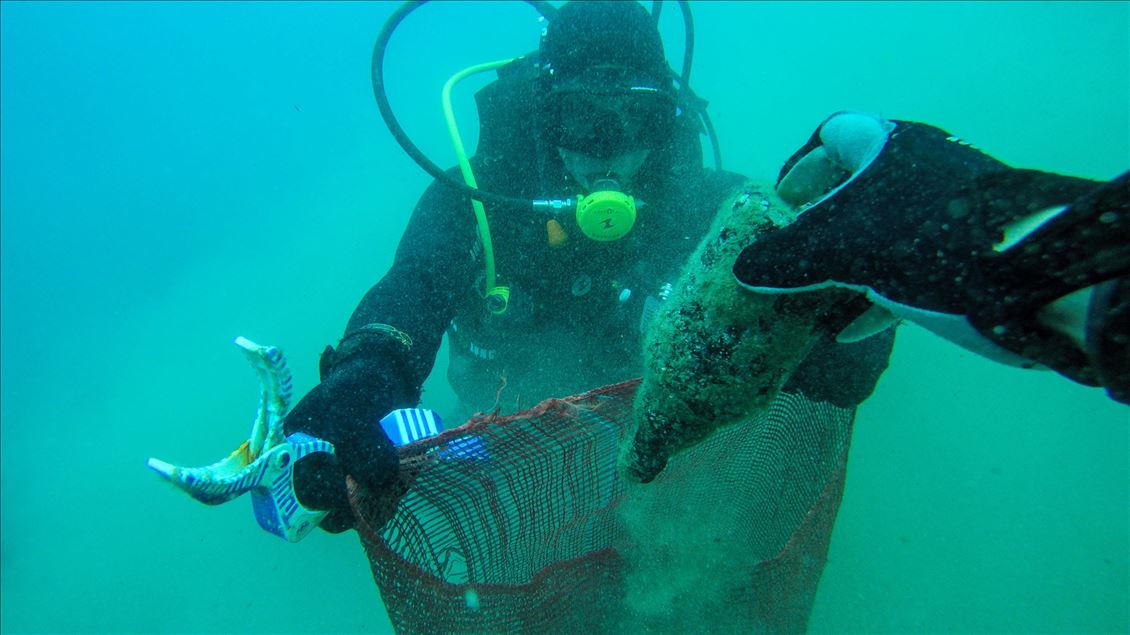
[[620, 181, 853, 482]]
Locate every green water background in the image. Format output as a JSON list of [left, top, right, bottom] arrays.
[[1, 1, 1126, 632]]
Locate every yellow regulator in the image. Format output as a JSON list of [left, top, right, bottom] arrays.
[[575, 188, 638, 241]]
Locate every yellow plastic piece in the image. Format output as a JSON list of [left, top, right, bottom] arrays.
[[546, 219, 569, 248]]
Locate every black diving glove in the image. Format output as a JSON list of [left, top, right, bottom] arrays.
[[734, 111, 1129, 404], [283, 331, 418, 533]]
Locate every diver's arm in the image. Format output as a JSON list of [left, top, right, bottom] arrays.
[[282, 175, 479, 532], [341, 175, 479, 389], [743, 111, 1129, 404], [620, 182, 859, 483]]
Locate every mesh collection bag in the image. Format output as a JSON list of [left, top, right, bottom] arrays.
[[349, 379, 854, 634]]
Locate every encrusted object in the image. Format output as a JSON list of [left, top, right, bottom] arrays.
[[619, 181, 841, 482]]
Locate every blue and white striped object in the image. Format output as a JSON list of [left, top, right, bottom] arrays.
[[380, 408, 444, 446]]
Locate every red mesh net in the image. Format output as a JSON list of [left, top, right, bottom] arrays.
[[349, 379, 854, 634]]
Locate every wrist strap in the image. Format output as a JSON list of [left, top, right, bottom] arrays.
[[319, 323, 413, 381]]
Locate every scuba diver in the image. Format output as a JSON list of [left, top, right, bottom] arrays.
[[281, 0, 896, 535], [147, 5, 892, 632]]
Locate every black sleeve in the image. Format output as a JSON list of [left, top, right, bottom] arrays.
[[345, 172, 479, 390]]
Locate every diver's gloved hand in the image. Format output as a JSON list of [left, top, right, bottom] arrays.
[[284, 339, 414, 533], [773, 111, 893, 208], [735, 111, 1130, 403]]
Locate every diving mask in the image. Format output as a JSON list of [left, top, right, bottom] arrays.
[[542, 86, 676, 160]]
